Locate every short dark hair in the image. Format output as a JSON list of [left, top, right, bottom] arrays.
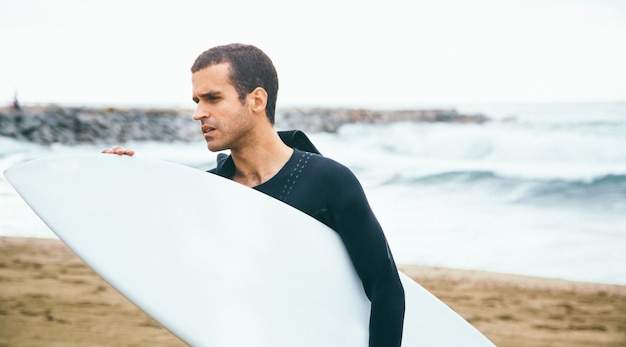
[[191, 43, 279, 124]]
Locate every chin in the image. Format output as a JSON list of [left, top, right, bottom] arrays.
[[206, 142, 227, 153]]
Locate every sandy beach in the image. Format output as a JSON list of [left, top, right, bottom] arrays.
[[0, 236, 624, 347]]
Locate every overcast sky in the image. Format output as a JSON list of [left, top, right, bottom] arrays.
[[1, 0, 625, 108]]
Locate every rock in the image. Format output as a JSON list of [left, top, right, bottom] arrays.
[[0, 105, 198, 145], [0, 105, 490, 145], [275, 108, 490, 133]]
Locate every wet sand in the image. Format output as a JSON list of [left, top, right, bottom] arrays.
[[1, 236, 624, 346]]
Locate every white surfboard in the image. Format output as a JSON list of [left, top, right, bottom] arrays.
[[5, 154, 495, 346]]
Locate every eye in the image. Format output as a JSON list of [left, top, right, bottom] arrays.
[[198, 92, 221, 103]]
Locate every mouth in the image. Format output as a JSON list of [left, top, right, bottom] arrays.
[[201, 124, 216, 137]]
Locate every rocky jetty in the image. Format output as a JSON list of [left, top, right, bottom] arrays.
[[278, 107, 490, 133], [0, 105, 489, 145], [0, 105, 199, 145]]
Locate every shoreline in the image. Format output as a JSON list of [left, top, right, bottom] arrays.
[[1, 236, 624, 346]]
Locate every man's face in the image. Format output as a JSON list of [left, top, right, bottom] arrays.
[[192, 63, 254, 152]]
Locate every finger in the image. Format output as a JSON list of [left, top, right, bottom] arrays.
[[101, 148, 113, 154], [124, 149, 135, 156]]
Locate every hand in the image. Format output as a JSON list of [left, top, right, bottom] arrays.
[[101, 145, 135, 156]]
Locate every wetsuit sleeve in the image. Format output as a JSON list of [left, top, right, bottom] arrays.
[[323, 163, 405, 347]]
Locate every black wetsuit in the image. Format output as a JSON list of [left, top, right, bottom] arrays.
[[209, 132, 405, 347]]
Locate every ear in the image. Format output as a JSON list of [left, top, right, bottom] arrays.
[[248, 87, 268, 115]]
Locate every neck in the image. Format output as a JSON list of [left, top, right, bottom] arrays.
[[230, 130, 293, 187]]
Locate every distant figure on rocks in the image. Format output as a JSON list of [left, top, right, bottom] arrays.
[[12, 90, 21, 110]]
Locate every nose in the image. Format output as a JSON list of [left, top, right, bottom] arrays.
[[193, 105, 207, 121]]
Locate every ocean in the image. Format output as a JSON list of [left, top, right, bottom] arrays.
[[1, 102, 625, 285]]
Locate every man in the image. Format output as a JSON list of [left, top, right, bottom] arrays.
[[104, 43, 405, 347]]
